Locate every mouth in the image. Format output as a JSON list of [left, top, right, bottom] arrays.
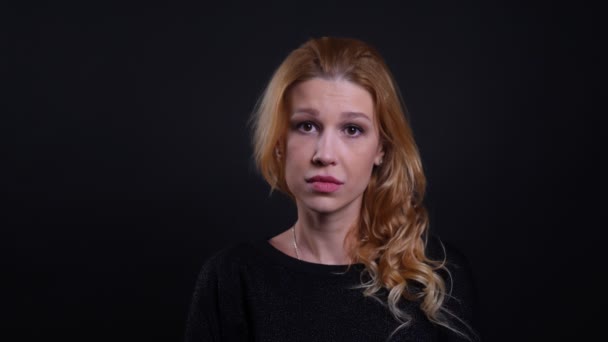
[[306, 175, 344, 193], [306, 175, 344, 184]]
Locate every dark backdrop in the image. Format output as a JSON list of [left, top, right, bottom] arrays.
[[4, 2, 599, 341]]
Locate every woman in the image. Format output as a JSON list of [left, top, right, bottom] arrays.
[[185, 37, 478, 341]]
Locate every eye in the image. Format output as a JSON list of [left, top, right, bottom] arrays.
[[344, 125, 364, 137], [296, 121, 317, 133]]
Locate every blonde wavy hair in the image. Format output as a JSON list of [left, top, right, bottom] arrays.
[[249, 36, 472, 340]]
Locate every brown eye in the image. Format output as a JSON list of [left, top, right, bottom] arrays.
[[296, 121, 316, 133], [345, 125, 363, 137]]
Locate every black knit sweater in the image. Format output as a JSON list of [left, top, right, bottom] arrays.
[[184, 237, 477, 341]]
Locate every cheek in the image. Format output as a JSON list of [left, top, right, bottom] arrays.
[[348, 149, 378, 182], [285, 135, 312, 162], [351, 147, 378, 168], [284, 137, 310, 181]]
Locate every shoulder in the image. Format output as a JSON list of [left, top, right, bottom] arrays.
[[426, 235, 479, 339], [425, 235, 475, 293], [189, 241, 262, 311], [186, 242, 261, 341], [425, 234, 475, 290], [425, 235, 470, 271], [196, 241, 260, 279]]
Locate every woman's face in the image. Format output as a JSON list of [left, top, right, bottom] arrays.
[[284, 78, 384, 215]]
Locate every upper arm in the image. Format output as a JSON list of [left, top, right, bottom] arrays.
[[184, 246, 251, 342], [427, 236, 480, 341], [443, 242, 477, 328], [184, 258, 221, 342]]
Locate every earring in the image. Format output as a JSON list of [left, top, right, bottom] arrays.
[[275, 147, 282, 158]]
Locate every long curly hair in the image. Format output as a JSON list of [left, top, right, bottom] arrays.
[[249, 36, 472, 339]]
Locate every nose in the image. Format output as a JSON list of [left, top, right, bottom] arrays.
[[311, 131, 337, 166]]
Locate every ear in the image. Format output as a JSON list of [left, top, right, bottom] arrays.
[[274, 145, 283, 159], [374, 144, 385, 166], [274, 140, 284, 159]]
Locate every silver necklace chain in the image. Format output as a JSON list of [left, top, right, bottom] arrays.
[[291, 225, 300, 260]]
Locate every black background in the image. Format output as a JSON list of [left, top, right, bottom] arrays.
[[4, 1, 600, 341]]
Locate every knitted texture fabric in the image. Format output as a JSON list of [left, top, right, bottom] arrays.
[[185, 236, 477, 342]]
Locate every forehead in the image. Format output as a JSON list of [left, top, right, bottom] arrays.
[[287, 78, 375, 120]]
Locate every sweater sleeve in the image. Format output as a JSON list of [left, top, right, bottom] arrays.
[[183, 246, 251, 342], [428, 237, 480, 341], [184, 255, 222, 342]]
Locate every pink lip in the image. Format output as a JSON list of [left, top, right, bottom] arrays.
[[306, 175, 343, 193], [306, 175, 344, 184]]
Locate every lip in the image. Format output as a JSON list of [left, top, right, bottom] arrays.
[[305, 175, 344, 184], [306, 175, 344, 193]]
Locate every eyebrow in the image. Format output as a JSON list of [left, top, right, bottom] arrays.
[[292, 108, 372, 122]]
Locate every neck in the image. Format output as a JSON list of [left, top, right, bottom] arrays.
[[293, 201, 359, 265]]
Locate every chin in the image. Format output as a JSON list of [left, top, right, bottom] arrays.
[[298, 196, 356, 215]]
